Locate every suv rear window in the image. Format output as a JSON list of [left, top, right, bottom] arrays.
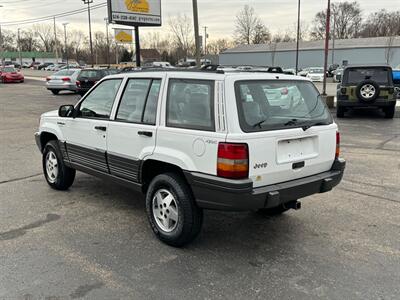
[[235, 80, 332, 132], [346, 68, 390, 85], [79, 70, 103, 78]]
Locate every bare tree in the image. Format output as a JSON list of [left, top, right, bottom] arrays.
[[385, 36, 395, 65], [19, 29, 39, 52], [33, 24, 55, 52], [359, 10, 400, 38], [168, 14, 194, 58], [206, 39, 234, 55], [234, 5, 271, 45], [311, 1, 362, 40]]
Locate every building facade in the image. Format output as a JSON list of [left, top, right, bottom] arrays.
[[219, 37, 400, 69], [0, 51, 57, 64]]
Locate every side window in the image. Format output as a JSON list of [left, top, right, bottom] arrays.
[[79, 79, 122, 119], [167, 79, 215, 131], [116, 79, 161, 125]]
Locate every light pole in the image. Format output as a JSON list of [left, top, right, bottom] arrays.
[[82, 0, 94, 67], [104, 18, 110, 67], [322, 0, 331, 96], [0, 5, 4, 67], [63, 23, 69, 69], [17, 28, 22, 67], [192, 0, 201, 67], [295, 0, 301, 75], [203, 26, 208, 56]]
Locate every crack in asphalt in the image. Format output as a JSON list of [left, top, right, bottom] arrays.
[[0, 213, 61, 241], [343, 179, 399, 191], [376, 134, 400, 150], [338, 187, 400, 204], [0, 173, 42, 185]]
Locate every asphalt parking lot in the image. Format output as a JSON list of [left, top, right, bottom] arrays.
[[0, 79, 399, 299]]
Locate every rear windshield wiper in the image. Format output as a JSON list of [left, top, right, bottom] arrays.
[[284, 119, 328, 131], [252, 119, 268, 128]]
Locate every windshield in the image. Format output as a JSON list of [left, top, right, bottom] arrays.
[[2, 67, 16, 72], [309, 68, 324, 74], [235, 80, 332, 132], [54, 70, 75, 76], [346, 68, 390, 85]]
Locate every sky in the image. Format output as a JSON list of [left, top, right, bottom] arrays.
[[0, 0, 399, 40]]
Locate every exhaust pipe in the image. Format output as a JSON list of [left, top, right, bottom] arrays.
[[284, 201, 301, 210]]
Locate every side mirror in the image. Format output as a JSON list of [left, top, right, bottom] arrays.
[[58, 105, 75, 118]]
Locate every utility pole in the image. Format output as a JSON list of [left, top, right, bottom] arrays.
[[17, 28, 22, 66], [192, 0, 201, 67], [295, 0, 301, 75], [82, 0, 94, 67], [0, 24, 4, 67], [331, 14, 336, 65], [135, 26, 141, 67], [53, 17, 58, 63], [203, 26, 208, 55], [104, 18, 110, 67], [63, 23, 69, 69], [322, 0, 331, 96]]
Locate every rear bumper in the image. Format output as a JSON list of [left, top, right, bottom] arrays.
[[337, 99, 396, 108], [46, 83, 77, 91], [184, 159, 346, 211]]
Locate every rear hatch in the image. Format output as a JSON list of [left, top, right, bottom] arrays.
[[78, 70, 103, 90], [229, 78, 337, 187]]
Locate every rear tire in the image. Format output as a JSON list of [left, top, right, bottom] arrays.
[[336, 106, 345, 118], [51, 90, 60, 95], [145, 173, 203, 247], [384, 105, 395, 119], [42, 140, 75, 190]]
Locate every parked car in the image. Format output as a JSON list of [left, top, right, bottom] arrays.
[[46, 63, 66, 71], [328, 64, 339, 77], [393, 69, 400, 98], [336, 65, 396, 118], [22, 62, 31, 68], [298, 67, 310, 77], [30, 62, 41, 69], [38, 62, 54, 70], [76, 69, 109, 96], [0, 66, 24, 83], [45, 69, 81, 95], [333, 68, 344, 82], [35, 69, 345, 246], [306, 67, 325, 82]]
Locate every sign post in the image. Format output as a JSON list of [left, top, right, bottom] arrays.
[[108, 0, 162, 67]]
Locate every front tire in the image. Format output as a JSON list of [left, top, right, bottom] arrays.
[[145, 173, 203, 247], [42, 140, 75, 190]]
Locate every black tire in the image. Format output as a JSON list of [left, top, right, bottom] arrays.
[[145, 173, 203, 247], [356, 80, 380, 103], [336, 106, 345, 118], [51, 90, 60, 95], [384, 105, 395, 119], [257, 205, 290, 216], [42, 140, 75, 190]]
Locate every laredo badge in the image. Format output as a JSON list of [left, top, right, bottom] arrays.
[[125, 0, 150, 13]]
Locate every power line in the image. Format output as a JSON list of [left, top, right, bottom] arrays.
[[0, 2, 107, 27]]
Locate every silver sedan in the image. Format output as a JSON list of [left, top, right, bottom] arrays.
[[45, 69, 81, 95]]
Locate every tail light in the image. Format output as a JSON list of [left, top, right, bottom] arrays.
[[217, 143, 249, 179], [335, 131, 340, 159], [62, 77, 70, 82], [76, 80, 81, 87], [46, 77, 51, 81]]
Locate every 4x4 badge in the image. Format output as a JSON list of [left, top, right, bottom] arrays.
[[254, 162, 268, 169]]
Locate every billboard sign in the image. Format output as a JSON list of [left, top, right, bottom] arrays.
[[114, 29, 133, 43], [108, 0, 162, 26]]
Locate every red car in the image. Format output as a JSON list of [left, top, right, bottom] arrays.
[[0, 67, 25, 83]]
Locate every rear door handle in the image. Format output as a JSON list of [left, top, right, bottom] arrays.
[[138, 131, 153, 137], [94, 126, 107, 132]]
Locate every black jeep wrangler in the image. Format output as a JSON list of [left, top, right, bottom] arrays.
[[336, 65, 397, 118]]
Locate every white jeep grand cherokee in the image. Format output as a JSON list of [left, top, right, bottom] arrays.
[[35, 70, 345, 247]]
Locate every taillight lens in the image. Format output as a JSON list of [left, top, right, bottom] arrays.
[[62, 77, 71, 82], [46, 77, 51, 81], [335, 131, 340, 159], [217, 143, 249, 179]]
